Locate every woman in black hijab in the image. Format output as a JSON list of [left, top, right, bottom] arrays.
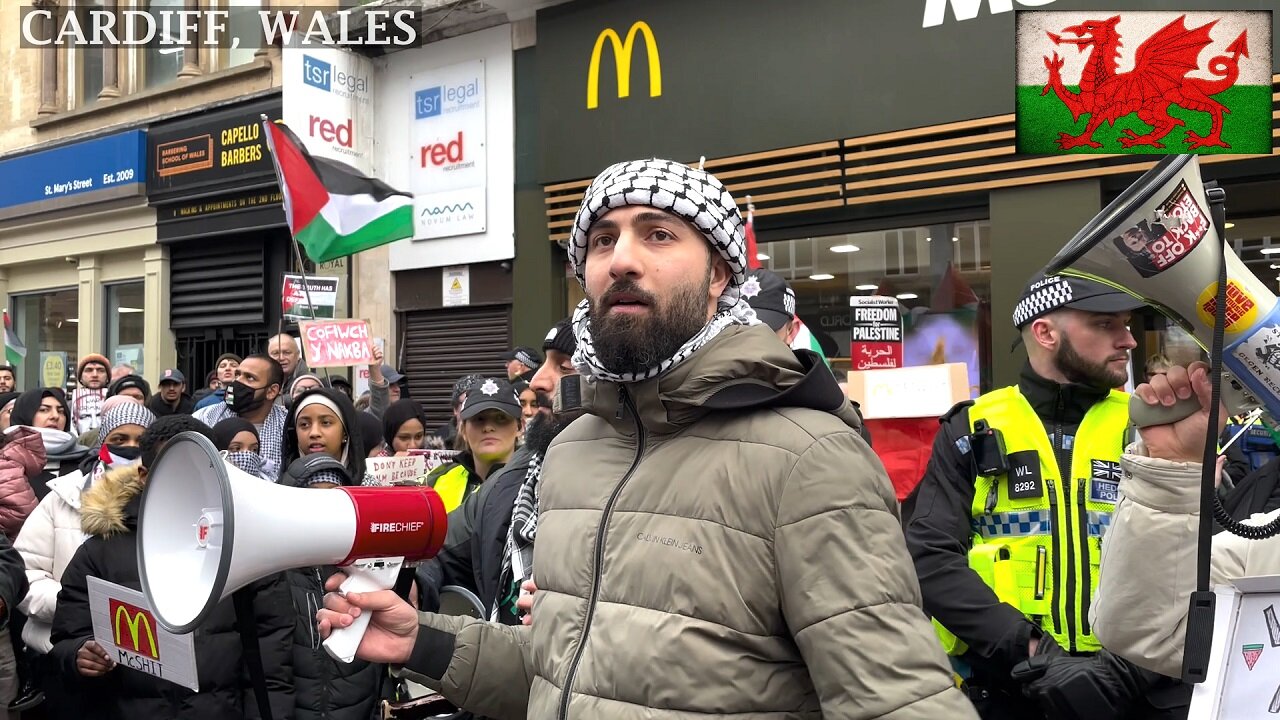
[[381, 399, 428, 456]]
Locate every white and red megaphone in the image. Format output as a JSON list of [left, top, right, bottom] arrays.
[[137, 432, 447, 663], [1045, 154, 1276, 424]]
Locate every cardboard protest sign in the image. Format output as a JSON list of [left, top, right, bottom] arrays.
[[366, 455, 428, 486], [300, 319, 375, 368], [1192, 576, 1280, 718], [408, 449, 460, 474], [283, 274, 339, 321], [88, 576, 198, 691], [365, 450, 461, 486]]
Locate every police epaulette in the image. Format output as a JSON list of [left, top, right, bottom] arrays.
[[939, 399, 974, 424]]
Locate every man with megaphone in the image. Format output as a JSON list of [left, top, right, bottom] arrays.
[[903, 271, 1189, 719], [318, 158, 975, 719]]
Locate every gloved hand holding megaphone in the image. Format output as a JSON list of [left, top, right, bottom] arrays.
[[136, 432, 448, 664]]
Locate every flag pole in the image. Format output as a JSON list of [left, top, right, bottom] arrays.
[[261, 114, 331, 385]]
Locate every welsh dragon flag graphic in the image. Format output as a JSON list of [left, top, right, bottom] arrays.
[[262, 118, 414, 263], [1015, 11, 1272, 154], [3, 311, 25, 367]]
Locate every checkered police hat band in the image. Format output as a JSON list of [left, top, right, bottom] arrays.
[[1012, 277, 1074, 328]]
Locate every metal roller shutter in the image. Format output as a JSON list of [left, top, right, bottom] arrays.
[[170, 239, 267, 328], [401, 305, 511, 427]]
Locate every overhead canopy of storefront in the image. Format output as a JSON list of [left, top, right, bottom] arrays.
[[148, 96, 285, 243], [0, 130, 147, 222], [535, 0, 1280, 183]]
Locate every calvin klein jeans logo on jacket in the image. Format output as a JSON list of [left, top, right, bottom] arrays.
[[636, 532, 703, 555]]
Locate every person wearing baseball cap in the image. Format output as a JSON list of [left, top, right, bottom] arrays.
[[423, 377, 521, 513], [500, 347, 543, 383], [316, 159, 972, 719], [739, 268, 800, 344], [902, 272, 1185, 718], [146, 368, 194, 417]]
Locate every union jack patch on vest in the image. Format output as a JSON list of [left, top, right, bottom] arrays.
[[1091, 460, 1122, 482]]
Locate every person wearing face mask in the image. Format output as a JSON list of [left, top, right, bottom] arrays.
[[49, 415, 296, 720], [13, 402, 154, 720], [9, 389, 89, 500], [276, 388, 390, 720], [194, 354, 288, 481], [423, 378, 522, 513], [212, 417, 265, 480]]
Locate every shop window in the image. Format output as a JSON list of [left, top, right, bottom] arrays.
[[219, 0, 260, 71], [106, 282, 146, 376], [761, 220, 993, 397], [144, 0, 185, 89], [73, 0, 105, 107], [11, 288, 79, 391]]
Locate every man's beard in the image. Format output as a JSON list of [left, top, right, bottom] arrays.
[[588, 274, 712, 376], [524, 410, 580, 457], [1057, 334, 1128, 389]]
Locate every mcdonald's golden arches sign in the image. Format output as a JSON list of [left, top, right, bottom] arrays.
[[587, 21, 661, 110]]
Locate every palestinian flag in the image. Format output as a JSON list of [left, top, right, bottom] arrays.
[[1015, 11, 1271, 154], [262, 118, 414, 263], [745, 200, 762, 270], [3, 311, 25, 367], [790, 319, 828, 366]]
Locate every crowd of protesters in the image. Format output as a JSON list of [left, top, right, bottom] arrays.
[[0, 317, 572, 720], [0, 155, 1255, 720]]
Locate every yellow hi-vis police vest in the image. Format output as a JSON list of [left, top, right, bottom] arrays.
[[933, 385, 1128, 655], [428, 464, 474, 513]]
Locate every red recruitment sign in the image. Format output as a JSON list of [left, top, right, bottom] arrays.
[[300, 319, 375, 368]]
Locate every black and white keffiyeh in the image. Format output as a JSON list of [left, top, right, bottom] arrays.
[[568, 158, 759, 384], [495, 453, 541, 622]]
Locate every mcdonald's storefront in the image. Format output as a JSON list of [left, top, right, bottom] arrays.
[[533, 0, 1280, 392]]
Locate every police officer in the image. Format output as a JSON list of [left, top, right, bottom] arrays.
[[903, 273, 1188, 719]]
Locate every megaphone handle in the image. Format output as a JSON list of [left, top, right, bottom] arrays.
[[323, 556, 405, 664], [1129, 395, 1206, 428]]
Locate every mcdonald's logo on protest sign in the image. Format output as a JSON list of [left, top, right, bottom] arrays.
[[111, 598, 160, 660], [587, 21, 661, 110]]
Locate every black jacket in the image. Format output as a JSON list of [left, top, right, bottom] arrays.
[[0, 533, 28, 627], [903, 363, 1114, 682], [902, 363, 1188, 718], [287, 567, 389, 720], [422, 446, 531, 626], [49, 465, 295, 720], [146, 393, 195, 418], [1222, 454, 1280, 523]]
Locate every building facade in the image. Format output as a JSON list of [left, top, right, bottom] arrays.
[[529, 0, 1280, 392]]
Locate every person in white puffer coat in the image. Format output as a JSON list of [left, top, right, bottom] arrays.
[[12, 402, 155, 720]]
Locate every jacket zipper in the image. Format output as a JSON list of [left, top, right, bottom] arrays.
[[557, 387, 646, 720], [1047, 479, 1061, 636], [1077, 478, 1092, 636], [1052, 391, 1078, 652]]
